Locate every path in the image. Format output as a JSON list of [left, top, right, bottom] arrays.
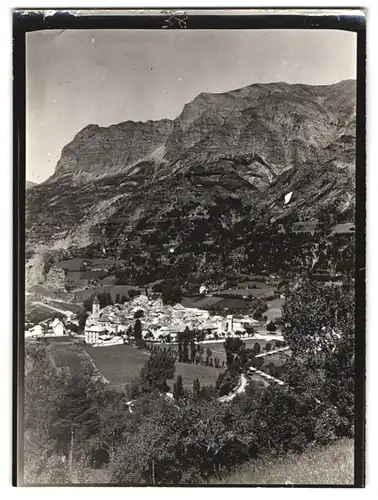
[[32, 301, 73, 316], [218, 373, 249, 403], [255, 346, 291, 358], [248, 366, 286, 386]]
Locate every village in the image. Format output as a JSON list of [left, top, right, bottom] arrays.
[[25, 290, 276, 347]]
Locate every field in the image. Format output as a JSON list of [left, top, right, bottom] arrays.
[[149, 338, 282, 366], [25, 297, 84, 325], [86, 344, 223, 390], [48, 341, 92, 372], [329, 222, 355, 235], [47, 341, 224, 391], [85, 344, 150, 387], [216, 281, 276, 299], [74, 284, 143, 302], [182, 295, 253, 311], [266, 298, 284, 321], [206, 438, 354, 485], [55, 257, 123, 272], [25, 300, 54, 324], [171, 362, 223, 389]]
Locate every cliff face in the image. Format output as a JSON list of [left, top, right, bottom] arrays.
[[48, 119, 174, 184], [26, 80, 356, 280]]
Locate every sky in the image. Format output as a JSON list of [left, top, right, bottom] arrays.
[[26, 29, 357, 183]]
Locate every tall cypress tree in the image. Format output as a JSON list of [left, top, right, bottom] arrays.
[[193, 378, 201, 398], [173, 374, 184, 401], [183, 342, 189, 363], [190, 340, 196, 364], [134, 319, 143, 346]]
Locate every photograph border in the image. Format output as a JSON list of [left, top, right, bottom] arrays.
[[13, 8, 366, 487]]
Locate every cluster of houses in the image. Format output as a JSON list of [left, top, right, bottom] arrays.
[[84, 293, 259, 346], [25, 317, 69, 338]]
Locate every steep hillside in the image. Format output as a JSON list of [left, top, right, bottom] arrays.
[[26, 80, 356, 284]]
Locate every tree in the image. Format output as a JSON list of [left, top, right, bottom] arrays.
[[138, 351, 176, 394], [193, 378, 201, 398], [134, 319, 143, 346], [252, 342, 261, 356], [265, 342, 272, 352], [134, 309, 144, 319], [128, 289, 140, 299], [178, 342, 183, 362], [161, 282, 182, 305], [77, 310, 88, 333], [182, 342, 189, 363], [266, 321, 277, 332], [223, 337, 245, 370], [281, 280, 355, 433], [173, 375, 184, 401], [190, 340, 196, 364]]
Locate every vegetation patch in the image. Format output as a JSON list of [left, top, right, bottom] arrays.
[[206, 439, 354, 485]]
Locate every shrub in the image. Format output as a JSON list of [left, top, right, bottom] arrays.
[[266, 321, 277, 332]]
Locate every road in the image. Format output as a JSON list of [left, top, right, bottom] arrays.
[[218, 373, 249, 403], [32, 301, 72, 316]]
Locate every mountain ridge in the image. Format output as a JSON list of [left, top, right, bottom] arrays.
[[26, 79, 356, 284]]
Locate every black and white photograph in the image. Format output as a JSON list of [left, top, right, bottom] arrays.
[[14, 9, 365, 487]]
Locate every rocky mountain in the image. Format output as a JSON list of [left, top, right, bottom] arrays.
[[26, 80, 356, 284]]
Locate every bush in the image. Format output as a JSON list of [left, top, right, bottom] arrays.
[[266, 321, 277, 332]]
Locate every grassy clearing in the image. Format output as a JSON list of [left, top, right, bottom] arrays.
[[217, 283, 276, 299], [266, 297, 284, 322], [25, 302, 53, 324], [151, 339, 281, 366], [170, 362, 223, 390], [74, 284, 142, 302], [48, 342, 91, 372], [85, 344, 150, 387], [86, 344, 223, 390], [206, 439, 354, 485]]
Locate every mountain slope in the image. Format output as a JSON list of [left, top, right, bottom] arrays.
[[26, 80, 356, 283]]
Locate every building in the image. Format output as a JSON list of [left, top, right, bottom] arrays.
[[226, 315, 234, 333], [92, 294, 100, 319], [25, 324, 43, 338], [50, 318, 65, 336], [85, 325, 107, 345]]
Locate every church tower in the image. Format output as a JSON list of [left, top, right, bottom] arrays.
[[92, 294, 100, 319]]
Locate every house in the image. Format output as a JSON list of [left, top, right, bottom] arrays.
[[50, 318, 65, 336], [85, 325, 107, 345], [25, 324, 43, 338]]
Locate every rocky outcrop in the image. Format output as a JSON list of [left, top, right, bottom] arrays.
[[48, 119, 174, 184]]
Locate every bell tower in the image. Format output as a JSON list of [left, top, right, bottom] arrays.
[[92, 294, 100, 319]]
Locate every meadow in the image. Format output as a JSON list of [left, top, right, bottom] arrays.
[[48, 341, 92, 372], [86, 343, 223, 390], [147, 338, 282, 365], [85, 344, 150, 388], [206, 438, 354, 485], [46, 340, 224, 391]]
